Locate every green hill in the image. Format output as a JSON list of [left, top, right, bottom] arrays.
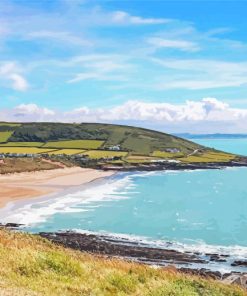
[[0, 122, 241, 165], [0, 122, 200, 154]]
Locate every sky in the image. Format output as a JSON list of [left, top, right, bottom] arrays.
[[1, 0, 247, 133]]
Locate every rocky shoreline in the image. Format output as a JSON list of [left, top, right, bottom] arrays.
[[1, 224, 247, 288], [38, 231, 247, 280], [101, 158, 247, 172]]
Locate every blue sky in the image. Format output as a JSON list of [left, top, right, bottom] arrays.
[[1, 0, 247, 133]]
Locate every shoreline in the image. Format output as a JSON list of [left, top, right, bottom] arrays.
[[39, 230, 247, 279], [1, 165, 247, 278], [0, 166, 115, 209]]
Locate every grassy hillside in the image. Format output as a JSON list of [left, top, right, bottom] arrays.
[[0, 229, 245, 296], [0, 122, 239, 165], [0, 122, 201, 154]]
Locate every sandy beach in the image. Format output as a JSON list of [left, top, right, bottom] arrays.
[[0, 167, 115, 208]]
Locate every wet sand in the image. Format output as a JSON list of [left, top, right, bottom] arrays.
[[0, 167, 114, 208]]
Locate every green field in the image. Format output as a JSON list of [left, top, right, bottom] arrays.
[[43, 140, 104, 149], [0, 147, 56, 154], [152, 150, 185, 158], [0, 131, 14, 143], [180, 151, 236, 163], [48, 149, 87, 155], [85, 150, 128, 159], [0, 123, 21, 127], [0, 142, 44, 147], [7, 122, 202, 154], [0, 122, 240, 164]]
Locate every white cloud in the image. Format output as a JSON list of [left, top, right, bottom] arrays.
[[152, 58, 247, 90], [0, 62, 29, 91], [2, 98, 247, 133], [67, 54, 133, 83], [14, 104, 55, 116], [111, 11, 169, 25], [27, 30, 93, 47], [147, 37, 200, 52]]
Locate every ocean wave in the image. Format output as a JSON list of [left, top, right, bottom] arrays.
[[0, 172, 136, 225]]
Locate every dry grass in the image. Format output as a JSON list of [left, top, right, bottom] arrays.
[[0, 230, 245, 296], [0, 158, 63, 174]]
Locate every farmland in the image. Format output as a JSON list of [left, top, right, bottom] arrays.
[[0, 122, 241, 166], [0, 147, 56, 154], [0, 131, 14, 143], [152, 150, 184, 158], [84, 150, 128, 159], [0, 142, 44, 147], [43, 140, 104, 149], [48, 149, 86, 155]]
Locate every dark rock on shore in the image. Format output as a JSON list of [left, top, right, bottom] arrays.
[[0, 223, 23, 228], [232, 260, 247, 267], [39, 231, 205, 266], [179, 267, 222, 280], [102, 158, 247, 172]]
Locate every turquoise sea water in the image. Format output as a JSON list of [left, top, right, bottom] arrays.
[[1, 137, 247, 267], [192, 138, 247, 156]]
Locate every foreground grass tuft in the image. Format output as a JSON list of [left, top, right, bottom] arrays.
[[0, 230, 246, 296]]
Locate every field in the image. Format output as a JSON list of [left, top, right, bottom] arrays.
[[0, 229, 245, 296], [43, 140, 104, 149], [0, 147, 56, 154], [6, 122, 202, 154], [0, 131, 14, 143], [125, 155, 158, 163], [85, 150, 128, 159], [180, 151, 236, 163], [48, 149, 87, 155], [0, 122, 240, 165], [0, 142, 44, 147], [0, 123, 21, 127], [152, 150, 185, 158]]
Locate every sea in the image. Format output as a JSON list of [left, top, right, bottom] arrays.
[[1, 137, 247, 272]]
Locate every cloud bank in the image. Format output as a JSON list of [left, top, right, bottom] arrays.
[[1, 98, 247, 133]]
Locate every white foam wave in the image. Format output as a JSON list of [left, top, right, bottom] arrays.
[[71, 229, 247, 272], [0, 173, 136, 225]]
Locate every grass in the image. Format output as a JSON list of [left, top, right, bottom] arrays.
[[0, 229, 245, 296], [48, 149, 87, 155], [125, 155, 159, 163], [43, 140, 104, 149], [0, 123, 21, 127], [0, 131, 14, 143], [0, 142, 44, 147], [85, 150, 128, 159], [0, 147, 56, 154], [0, 158, 64, 174], [8, 122, 202, 155], [152, 150, 185, 158], [180, 151, 236, 163]]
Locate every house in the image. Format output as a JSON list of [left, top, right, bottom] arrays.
[[108, 145, 121, 151], [165, 148, 181, 153]]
